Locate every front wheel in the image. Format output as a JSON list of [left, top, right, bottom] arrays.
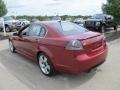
[[38, 53, 55, 76]]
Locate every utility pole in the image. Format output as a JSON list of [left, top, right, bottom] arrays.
[[1, 18, 6, 36]]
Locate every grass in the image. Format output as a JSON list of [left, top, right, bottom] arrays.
[[0, 35, 9, 40], [0, 32, 13, 40]]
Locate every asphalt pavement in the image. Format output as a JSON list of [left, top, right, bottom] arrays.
[[0, 37, 120, 90]]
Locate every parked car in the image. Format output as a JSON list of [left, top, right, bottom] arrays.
[[30, 19, 40, 23], [84, 14, 117, 33], [16, 19, 30, 30], [74, 18, 84, 24], [9, 21, 108, 76], [0, 16, 19, 32], [74, 18, 85, 27], [65, 18, 72, 22], [52, 16, 61, 20]]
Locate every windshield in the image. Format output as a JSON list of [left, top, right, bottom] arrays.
[[51, 21, 88, 36], [4, 17, 14, 21]]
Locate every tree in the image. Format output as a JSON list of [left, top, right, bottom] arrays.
[[102, 0, 120, 25], [0, 0, 7, 17]]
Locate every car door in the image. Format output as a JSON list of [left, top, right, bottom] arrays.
[[13, 25, 30, 52], [22, 24, 45, 60]]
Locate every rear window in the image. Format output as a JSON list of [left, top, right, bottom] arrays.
[[51, 21, 88, 36]]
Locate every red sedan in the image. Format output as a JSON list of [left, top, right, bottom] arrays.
[[9, 21, 108, 76]]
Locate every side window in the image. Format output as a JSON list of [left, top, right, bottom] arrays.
[[28, 24, 41, 36], [39, 27, 47, 37], [20, 26, 29, 36]]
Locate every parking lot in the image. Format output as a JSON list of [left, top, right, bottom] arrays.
[[0, 32, 120, 90]]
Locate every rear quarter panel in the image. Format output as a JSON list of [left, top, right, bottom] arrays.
[[38, 38, 76, 70]]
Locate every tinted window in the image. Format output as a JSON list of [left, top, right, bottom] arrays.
[[28, 24, 41, 36], [51, 22, 87, 36]]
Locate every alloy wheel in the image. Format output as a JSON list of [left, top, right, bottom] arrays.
[[39, 55, 51, 75], [5, 27, 10, 32]]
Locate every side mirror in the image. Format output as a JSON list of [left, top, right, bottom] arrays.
[[13, 32, 18, 36]]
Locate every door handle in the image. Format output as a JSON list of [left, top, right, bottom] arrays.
[[35, 39, 39, 42]]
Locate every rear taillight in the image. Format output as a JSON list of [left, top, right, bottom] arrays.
[[65, 40, 83, 50]]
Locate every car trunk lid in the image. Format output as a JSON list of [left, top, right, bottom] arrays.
[[81, 35, 105, 55], [65, 31, 101, 40], [65, 31, 105, 55]]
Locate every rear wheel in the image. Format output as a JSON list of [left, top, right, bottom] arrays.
[[5, 26, 11, 32], [9, 41, 15, 53], [38, 53, 55, 76]]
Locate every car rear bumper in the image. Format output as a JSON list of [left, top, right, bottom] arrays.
[[62, 47, 108, 74]]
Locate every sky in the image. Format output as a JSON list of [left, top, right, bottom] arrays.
[[4, 0, 107, 16]]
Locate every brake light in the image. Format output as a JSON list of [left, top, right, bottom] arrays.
[[65, 40, 83, 50]]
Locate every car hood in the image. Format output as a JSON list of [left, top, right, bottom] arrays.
[[63, 31, 101, 40], [6, 20, 19, 23]]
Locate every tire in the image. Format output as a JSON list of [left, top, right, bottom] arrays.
[[113, 26, 117, 31], [5, 26, 11, 32], [38, 53, 55, 76], [9, 41, 15, 53]]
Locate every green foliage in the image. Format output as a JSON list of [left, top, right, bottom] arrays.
[[16, 15, 51, 21], [16, 15, 91, 21], [102, 0, 120, 25], [0, 0, 7, 17]]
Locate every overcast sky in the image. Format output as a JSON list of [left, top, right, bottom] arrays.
[[4, 0, 106, 16]]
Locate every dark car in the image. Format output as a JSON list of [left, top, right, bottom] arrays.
[[9, 21, 108, 76], [84, 14, 117, 33]]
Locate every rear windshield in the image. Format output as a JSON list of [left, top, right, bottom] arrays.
[[51, 21, 88, 36]]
